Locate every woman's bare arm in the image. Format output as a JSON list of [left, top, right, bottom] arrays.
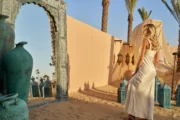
[[135, 39, 148, 72], [154, 50, 159, 69]]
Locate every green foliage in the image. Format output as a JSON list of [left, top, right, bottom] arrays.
[[138, 7, 152, 21], [162, 0, 180, 24], [125, 0, 138, 14], [36, 69, 40, 75]]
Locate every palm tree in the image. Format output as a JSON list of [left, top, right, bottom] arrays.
[[161, 0, 180, 72], [36, 69, 40, 79], [125, 0, 138, 43], [138, 7, 152, 21], [101, 0, 110, 32]]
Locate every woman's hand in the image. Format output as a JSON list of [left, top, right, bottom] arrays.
[[132, 68, 139, 77]]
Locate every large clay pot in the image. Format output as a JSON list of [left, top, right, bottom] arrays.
[[3, 41, 33, 103], [0, 14, 15, 94], [0, 93, 29, 120]]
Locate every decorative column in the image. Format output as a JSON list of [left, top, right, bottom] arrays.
[[55, 1, 68, 100]]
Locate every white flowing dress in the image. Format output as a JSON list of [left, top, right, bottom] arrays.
[[124, 39, 157, 120]]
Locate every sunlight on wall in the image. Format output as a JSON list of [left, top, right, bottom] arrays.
[[14, 4, 54, 80]]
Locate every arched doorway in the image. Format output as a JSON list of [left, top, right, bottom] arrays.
[[0, 0, 68, 101]]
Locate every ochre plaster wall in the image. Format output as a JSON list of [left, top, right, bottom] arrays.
[[67, 16, 122, 92], [66, 16, 177, 93]]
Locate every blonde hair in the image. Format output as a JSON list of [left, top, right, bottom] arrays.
[[143, 24, 161, 51]]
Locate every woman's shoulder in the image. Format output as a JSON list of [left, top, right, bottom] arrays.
[[142, 38, 150, 42], [142, 38, 149, 45]]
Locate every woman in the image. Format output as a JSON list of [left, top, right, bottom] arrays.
[[124, 24, 161, 120]]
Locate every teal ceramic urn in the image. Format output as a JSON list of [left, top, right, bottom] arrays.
[[154, 76, 161, 102], [0, 93, 29, 120], [0, 14, 15, 94], [3, 41, 33, 103], [43, 78, 52, 98], [158, 82, 171, 109], [176, 84, 180, 106], [117, 77, 127, 104], [39, 77, 45, 97], [30, 77, 39, 97]]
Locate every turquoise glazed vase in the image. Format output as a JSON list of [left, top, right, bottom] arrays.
[[0, 93, 29, 120], [3, 41, 33, 103], [39, 77, 45, 97], [0, 14, 15, 94], [43, 78, 52, 98], [30, 77, 39, 97]]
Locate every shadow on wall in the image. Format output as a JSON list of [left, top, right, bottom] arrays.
[[109, 80, 121, 88], [108, 36, 115, 84], [78, 82, 95, 92]]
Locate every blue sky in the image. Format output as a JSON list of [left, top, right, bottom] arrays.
[[15, 0, 178, 79]]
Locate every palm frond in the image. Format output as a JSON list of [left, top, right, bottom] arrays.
[[142, 7, 147, 20], [171, 0, 180, 23], [162, 0, 180, 24], [131, 0, 138, 13], [138, 8, 143, 20], [125, 0, 138, 14], [176, 0, 180, 22], [125, 0, 130, 13], [137, 7, 152, 21], [147, 10, 152, 18]]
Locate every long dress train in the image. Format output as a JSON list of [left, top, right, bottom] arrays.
[[124, 39, 157, 120]]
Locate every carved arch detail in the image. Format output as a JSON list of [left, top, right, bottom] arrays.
[[0, 0, 68, 101]]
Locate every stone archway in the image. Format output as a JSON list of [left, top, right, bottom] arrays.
[[0, 0, 68, 101]]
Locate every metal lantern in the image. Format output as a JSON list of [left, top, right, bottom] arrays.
[[176, 84, 180, 106], [125, 53, 130, 65], [158, 82, 171, 109], [117, 77, 127, 104], [131, 55, 135, 65], [154, 76, 161, 102], [117, 53, 123, 64]]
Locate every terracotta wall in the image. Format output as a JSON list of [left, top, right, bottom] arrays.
[[67, 16, 122, 92]]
